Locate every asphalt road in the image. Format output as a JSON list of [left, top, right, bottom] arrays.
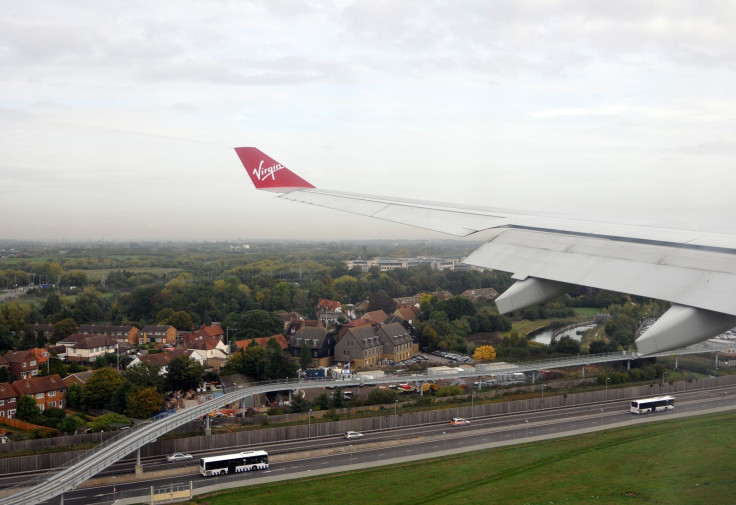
[[33, 385, 736, 505]]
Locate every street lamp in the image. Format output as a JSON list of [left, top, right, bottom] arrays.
[[605, 377, 610, 400], [471, 391, 475, 416], [308, 409, 312, 439], [442, 431, 446, 452], [394, 400, 399, 428]]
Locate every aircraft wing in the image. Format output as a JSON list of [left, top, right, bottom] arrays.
[[235, 147, 736, 355]]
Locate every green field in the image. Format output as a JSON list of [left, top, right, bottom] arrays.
[[195, 412, 736, 505]]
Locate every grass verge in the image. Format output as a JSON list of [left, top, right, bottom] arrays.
[[194, 411, 736, 505]]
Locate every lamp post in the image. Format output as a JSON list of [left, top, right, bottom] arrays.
[[394, 400, 398, 428], [471, 391, 475, 417], [308, 409, 312, 439], [605, 377, 610, 401], [442, 431, 446, 452]]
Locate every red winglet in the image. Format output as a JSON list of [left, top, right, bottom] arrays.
[[235, 147, 315, 192]]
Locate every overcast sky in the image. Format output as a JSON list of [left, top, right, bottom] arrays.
[[2, 1, 736, 242]]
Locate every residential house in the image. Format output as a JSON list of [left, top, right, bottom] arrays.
[[141, 325, 177, 346], [181, 324, 226, 347], [188, 338, 230, 360], [11, 374, 66, 411], [30, 348, 50, 370], [0, 383, 18, 419], [57, 334, 117, 363], [317, 299, 342, 314], [279, 311, 304, 332], [62, 371, 95, 388], [27, 323, 55, 341], [361, 310, 388, 325], [393, 295, 419, 306], [79, 324, 140, 345], [286, 327, 336, 368], [285, 318, 323, 337], [127, 353, 171, 374], [377, 322, 414, 363], [334, 325, 382, 369], [394, 304, 420, 325], [4, 350, 39, 379]]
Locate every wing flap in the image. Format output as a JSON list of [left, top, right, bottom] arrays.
[[464, 229, 736, 316]]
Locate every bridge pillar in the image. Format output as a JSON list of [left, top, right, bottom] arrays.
[[135, 448, 143, 476], [204, 412, 212, 436], [627, 360, 630, 371], [58, 493, 63, 505], [531, 371, 536, 384], [675, 356, 678, 369], [581, 365, 585, 378]]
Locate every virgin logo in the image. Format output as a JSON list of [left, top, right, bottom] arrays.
[[253, 160, 283, 181]]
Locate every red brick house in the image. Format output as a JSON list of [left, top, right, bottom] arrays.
[[141, 325, 177, 345], [11, 375, 66, 411], [0, 383, 18, 419], [4, 350, 39, 379]]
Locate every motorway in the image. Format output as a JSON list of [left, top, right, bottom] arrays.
[[36, 385, 736, 505]]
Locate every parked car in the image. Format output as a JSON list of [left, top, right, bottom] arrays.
[[344, 431, 364, 440], [450, 417, 470, 426], [166, 452, 193, 462]]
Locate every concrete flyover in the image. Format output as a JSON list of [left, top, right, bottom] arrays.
[[0, 342, 727, 505]]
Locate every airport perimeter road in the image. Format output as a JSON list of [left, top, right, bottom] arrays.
[[38, 386, 736, 505]]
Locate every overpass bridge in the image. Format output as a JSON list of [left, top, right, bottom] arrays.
[[0, 341, 730, 505]]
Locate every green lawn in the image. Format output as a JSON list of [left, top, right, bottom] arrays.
[[195, 412, 736, 505]]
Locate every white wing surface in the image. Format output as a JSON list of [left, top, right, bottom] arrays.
[[236, 147, 736, 355]]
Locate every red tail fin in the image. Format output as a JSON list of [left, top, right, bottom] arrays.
[[235, 147, 315, 191]]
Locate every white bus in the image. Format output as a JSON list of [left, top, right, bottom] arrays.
[[630, 395, 675, 414], [199, 450, 269, 477]]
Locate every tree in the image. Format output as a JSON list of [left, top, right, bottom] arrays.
[[66, 383, 83, 409], [367, 388, 399, 405], [83, 368, 125, 409], [367, 290, 396, 314], [236, 310, 283, 339], [52, 318, 78, 344], [472, 345, 497, 361], [167, 356, 205, 391], [87, 413, 131, 432], [0, 301, 31, 333], [299, 343, 312, 370], [17, 395, 41, 422], [437, 296, 476, 321], [71, 287, 106, 323], [553, 336, 581, 355], [42, 293, 64, 317], [125, 361, 165, 392], [60, 414, 86, 434], [126, 387, 165, 419]]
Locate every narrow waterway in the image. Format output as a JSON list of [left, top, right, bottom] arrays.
[[531, 324, 596, 345]]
